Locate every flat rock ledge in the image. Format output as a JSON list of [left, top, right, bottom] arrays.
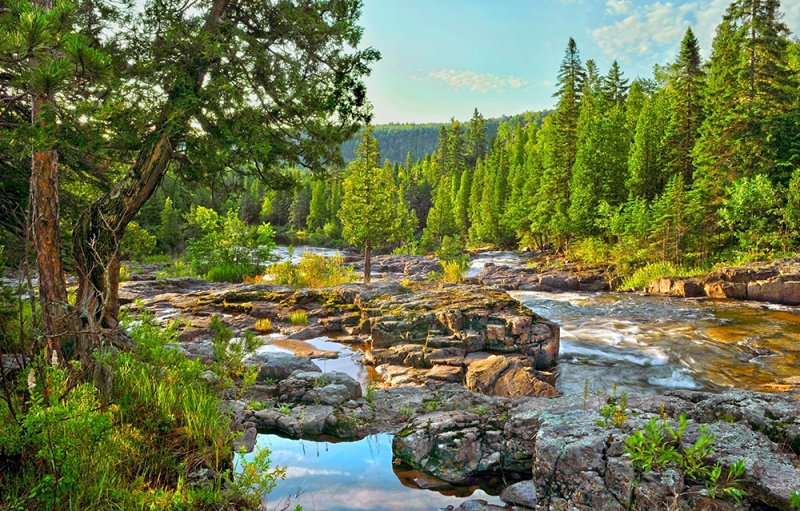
[[471, 262, 611, 292], [120, 279, 560, 393], [645, 256, 800, 305], [393, 389, 800, 511]]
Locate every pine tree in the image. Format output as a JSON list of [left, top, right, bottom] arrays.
[[339, 126, 397, 282], [693, 0, 796, 189], [663, 27, 705, 184], [536, 38, 586, 247], [465, 108, 489, 168], [158, 196, 183, 254], [307, 179, 328, 232], [627, 92, 670, 199], [602, 61, 629, 105]]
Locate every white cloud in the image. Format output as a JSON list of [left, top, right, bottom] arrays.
[[606, 0, 632, 15], [593, 0, 800, 63], [427, 69, 529, 93]]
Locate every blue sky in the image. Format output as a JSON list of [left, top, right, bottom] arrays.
[[358, 0, 800, 124]]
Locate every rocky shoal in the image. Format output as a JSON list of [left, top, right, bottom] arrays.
[[118, 275, 800, 510]]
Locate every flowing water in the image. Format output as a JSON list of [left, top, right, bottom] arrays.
[[243, 249, 800, 509], [513, 289, 800, 396], [272, 245, 351, 264]]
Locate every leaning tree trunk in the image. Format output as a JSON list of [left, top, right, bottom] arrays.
[[29, 0, 68, 359], [69, 0, 231, 359], [71, 133, 173, 354]]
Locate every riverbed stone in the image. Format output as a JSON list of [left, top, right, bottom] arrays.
[[244, 351, 320, 381], [499, 480, 537, 508], [465, 355, 558, 398]]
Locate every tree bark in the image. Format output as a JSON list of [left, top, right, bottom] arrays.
[[29, 0, 68, 359], [363, 239, 371, 283], [69, 0, 231, 356]]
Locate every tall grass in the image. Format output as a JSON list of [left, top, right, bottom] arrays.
[[620, 261, 705, 290]]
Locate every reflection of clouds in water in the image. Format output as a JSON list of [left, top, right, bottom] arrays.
[[284, 467, 351, 479], [284, 487, 497, 511]]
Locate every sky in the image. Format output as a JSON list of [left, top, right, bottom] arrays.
[[358, 0, 800, 124]]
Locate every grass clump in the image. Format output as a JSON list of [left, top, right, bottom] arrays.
[[0, 306, 284, 510], [288, 310, 308, 325], [254, 318, 272, 332]]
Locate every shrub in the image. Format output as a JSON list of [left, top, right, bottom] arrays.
[[567, 236, 611, 265], [289, 310, 308, 325], [119, 263, 131, 282], [720, 174, 781, 254], [263, 252, 357, 288], [620, 261, 704, 290], [185, 206, 276, 279], [120, 221, 157, 261], [624, 413, 747, 504], [155, 258, 196, 279], [440, 260, 467, 283]]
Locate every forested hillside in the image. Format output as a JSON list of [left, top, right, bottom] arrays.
[[17, 0, 798, 281], [340, 111, 549, 163]]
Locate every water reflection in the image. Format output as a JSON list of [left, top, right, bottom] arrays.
[[237, 434, 504, 511]]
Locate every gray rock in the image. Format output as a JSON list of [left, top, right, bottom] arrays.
[[499, 480, 537, 508], [244, 351, 319, 381], [233, 426, 257, 453]]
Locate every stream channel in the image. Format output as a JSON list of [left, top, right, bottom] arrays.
[[237, 248, 800, 510]]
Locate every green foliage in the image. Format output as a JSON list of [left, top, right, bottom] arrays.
[[624, 413, 748, 504], [620, 261, 704, 291], [185, 206, 276, 280], [719, 174, 782, 254], [567, 237, 611, 265], [790, 489, 800, 509], [596, 387, 628, 428], [0, 307, 281, 510], [289, 310, 308, 326], [119, 221, 157, 262], [265, 252, 357, 288], [208, 315, 262, 385]]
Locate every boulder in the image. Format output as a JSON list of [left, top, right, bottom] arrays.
[[465, 355, 558, 398], [244, 351, 319, 381], [499, 480, 537, 508]]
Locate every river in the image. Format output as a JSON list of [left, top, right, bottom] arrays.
[[241, 249, 800, 510]]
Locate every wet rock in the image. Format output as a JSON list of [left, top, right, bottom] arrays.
[[473, 262, 609, 292], [644, 257, 800, 305], [233, 426, 258, 453], [276, 370, 362, 405], [455, 500, 511, 511], [499, 480, 537, 508], [465, 355, 558, 398], [244, 351, 319, 381]]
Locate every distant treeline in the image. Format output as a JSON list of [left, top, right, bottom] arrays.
[[340, 112, 550, 164]]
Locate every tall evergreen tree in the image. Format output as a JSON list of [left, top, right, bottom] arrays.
[[602, 60, 630, 105], [307, 179, 329, 232], [627, 92, 670, 199], [465, 108, 489, 168], [663, 27, 705, 184], [340, 126, 397, 282]]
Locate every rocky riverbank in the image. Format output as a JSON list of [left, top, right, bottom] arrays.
[[644, 256, 800, 305], [117, 271, 800, 510]]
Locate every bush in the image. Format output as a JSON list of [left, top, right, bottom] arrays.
[[720, 174, 781, 254], [0, 306, 281, 510], [263, 252, 357, 288], [567, 237, 611, 265], [185, 206, 276, 280], [619, 261, 704, 291], [120, 221, 157, 261]]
